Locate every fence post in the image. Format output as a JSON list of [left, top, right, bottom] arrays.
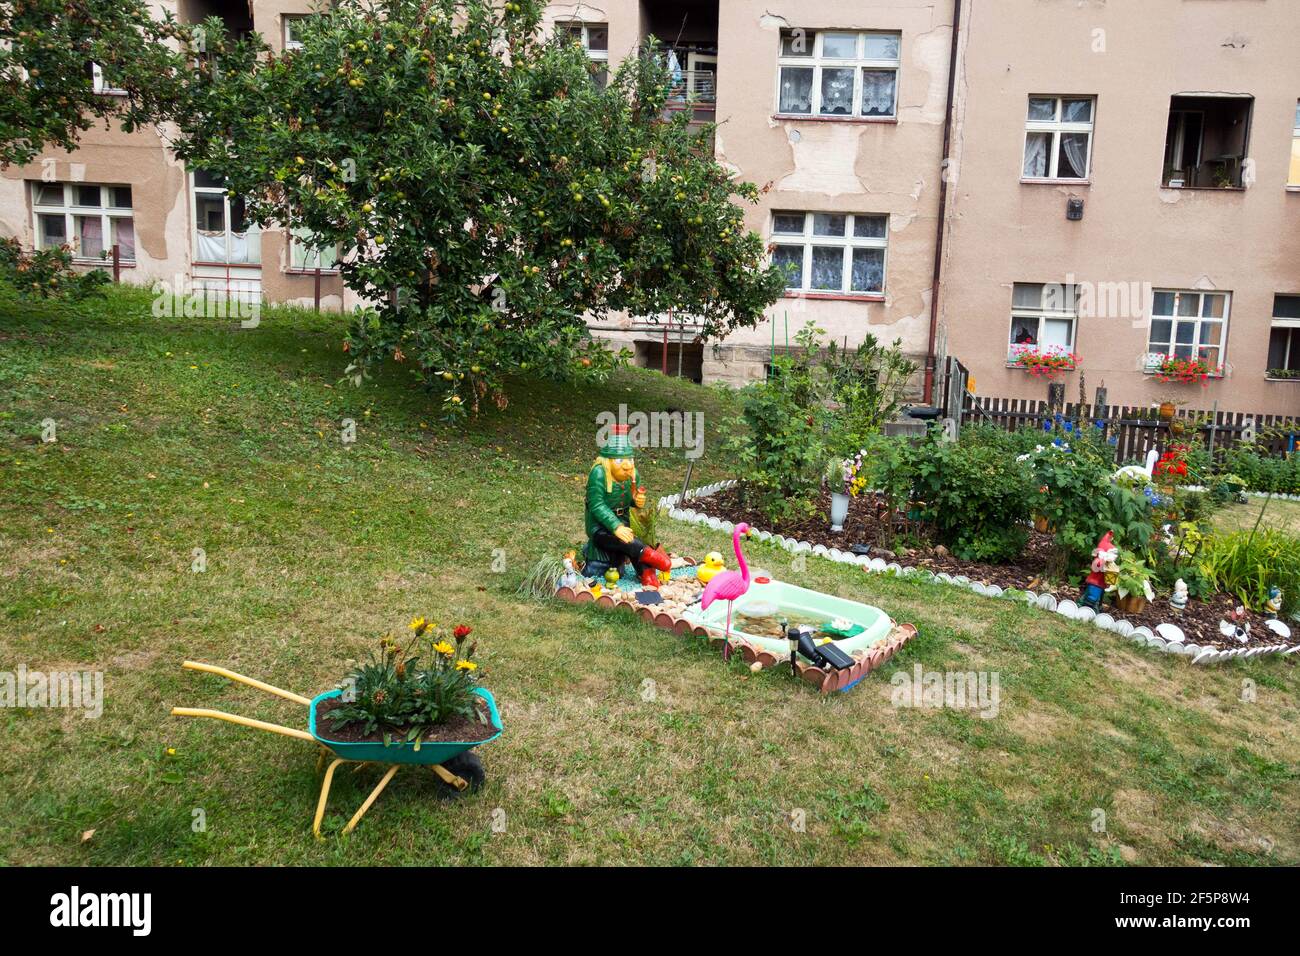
[[314, 267, 321, 313], [112, 243, 120, 283], [1207, 401, 1219, 456]]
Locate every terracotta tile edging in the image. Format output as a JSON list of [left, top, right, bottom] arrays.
[[657, 481, 1300, 667], [553, 542, 919, 694]]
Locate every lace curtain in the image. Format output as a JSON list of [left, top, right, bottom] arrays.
[[1023, 133, 1049, 177], [861, 70, 895, 116]]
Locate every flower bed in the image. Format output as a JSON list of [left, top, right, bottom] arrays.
[[662, 483, 1298, 665]]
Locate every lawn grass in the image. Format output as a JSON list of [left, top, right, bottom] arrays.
[[2, 285, 1297, 866]]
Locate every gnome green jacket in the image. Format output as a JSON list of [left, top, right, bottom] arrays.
[[584, 464, 636, 540]]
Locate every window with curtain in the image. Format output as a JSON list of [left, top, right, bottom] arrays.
[[1146, 290, 1229, 368], [31, 182, 135, 262], [776, 30, 900, 118], [770, 210, 888, 296], [1008, 282, 1078, 360], [1023, 96, 1095, 180]]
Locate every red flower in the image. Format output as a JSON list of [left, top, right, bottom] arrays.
[[453, 624, 472, 642]]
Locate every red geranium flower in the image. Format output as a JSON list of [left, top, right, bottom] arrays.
[[453, 624, 472, 641]]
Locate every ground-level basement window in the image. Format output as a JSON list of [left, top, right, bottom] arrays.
[[1008, 282, 1078, 359], [32, 182, 135, 262], [1162, 94, 1253, 188], [289, 227, 340, 271], [1268, 294, 1300, 376], [192, 169, 261, 265], [1146, 289, 1229, 367], [770, 211, 887, 295]]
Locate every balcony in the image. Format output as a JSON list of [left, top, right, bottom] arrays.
[[641, 0, 718, 125]]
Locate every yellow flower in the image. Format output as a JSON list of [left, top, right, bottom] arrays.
[[455, 661, 478, 672], [166, 747, 176, 756], [408, 615, 428, 634], [433, 641, 454, 656]]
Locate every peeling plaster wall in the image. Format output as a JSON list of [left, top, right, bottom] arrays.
[[941, 0, 1300, 415], [561, 1, 955, 387]]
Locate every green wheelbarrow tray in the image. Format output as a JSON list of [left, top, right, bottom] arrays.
[[308, 687, 503, 766]]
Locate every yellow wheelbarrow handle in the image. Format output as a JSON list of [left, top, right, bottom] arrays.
[[181, 660, 312, 706], [170, 707, 316, 742]]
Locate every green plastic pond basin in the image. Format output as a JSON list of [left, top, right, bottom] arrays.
[[681, 578, 893, 659], [308, 686, 502, 766]]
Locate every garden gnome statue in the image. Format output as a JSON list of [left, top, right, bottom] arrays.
[[1080, 531, 1119, 611], [1265, 586, 1283, 618], [583, 424, 672, 588], [1170, 578, 1189, 611]]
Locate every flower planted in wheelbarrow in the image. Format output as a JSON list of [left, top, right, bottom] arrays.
[[323, 619, 492, 749]]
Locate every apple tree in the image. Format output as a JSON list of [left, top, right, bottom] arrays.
[[170, 0, 785, 416]]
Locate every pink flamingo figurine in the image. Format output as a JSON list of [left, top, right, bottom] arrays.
[[700, 523, 752, 661]]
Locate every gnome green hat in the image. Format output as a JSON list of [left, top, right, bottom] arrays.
[[598, 423, 636, 458]]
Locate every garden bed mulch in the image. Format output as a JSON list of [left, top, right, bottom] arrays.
[[316, 696, 498, 744], [694, 484, 1293, 654]]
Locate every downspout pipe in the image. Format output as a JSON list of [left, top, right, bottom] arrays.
[[923, 0, 963, 404]]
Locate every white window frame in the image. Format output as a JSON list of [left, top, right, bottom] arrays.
[[556, 19, 608, 86], [90, 63, 128, 96], [769, 210, 889, 297], [1289, 100, 1300, 188], [1022, 95, 1095, 182], [775, 30, 901, 119], [1145, 289, 1230, 371], [283, 15, 308, 51], [1268, 294, 1300, 375], [31, 182, 135, 263], [1007, 283, 1078, 362], [191, 173, 261, 266], [288, 227, 342, 273]]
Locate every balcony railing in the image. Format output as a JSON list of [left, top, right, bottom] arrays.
[[666, 69, 716, 103]]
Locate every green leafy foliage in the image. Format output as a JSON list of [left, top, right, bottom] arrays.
[[327, 619, 483, 744], [1200, 530, 1300, 616], [0, 0, 190, 167], [169, 0, 784, 418], [728, 321, 914, 522], [1220, 445, 1300, 495], [0, 237, 109, 300]]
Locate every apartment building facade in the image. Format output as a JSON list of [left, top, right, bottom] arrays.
[[1, 2, 1297, 415]]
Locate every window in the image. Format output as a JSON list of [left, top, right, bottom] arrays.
[[776, 30, 900, 118], [1023, 96, 1094, 180], [88, 62, 127, 95], [1162, 95, 1252, 188], [289, 227, 340, 272], [770, 210, 888, 296], [1008, 282, 1078, 360], [1268, 294, 1300, 376], [557, 21, 608, 88], [1147, 290, 1229, 368], [284, 16, 308, 51], [192, 169, 260, 265], [31, 182, 135, 262], [1289, 101, 1300, 187]]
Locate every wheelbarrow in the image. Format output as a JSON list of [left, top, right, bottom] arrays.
[[170, 660, 502, 837]]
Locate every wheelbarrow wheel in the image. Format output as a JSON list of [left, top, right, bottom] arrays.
[[433, 751, 485, 800]]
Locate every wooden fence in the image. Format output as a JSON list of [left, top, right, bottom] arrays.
[[962, 394, 1299, 461]]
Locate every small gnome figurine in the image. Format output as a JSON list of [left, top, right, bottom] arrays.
[[1081, 531, 1120, 611], [1219, 605, 1251, 644], [1170, 578, 1189, 611], [1265, 586, 1283, 618], [560, 551, 580, 590]]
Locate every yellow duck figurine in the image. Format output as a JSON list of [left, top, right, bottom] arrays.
[[696, 551, 726, 586]]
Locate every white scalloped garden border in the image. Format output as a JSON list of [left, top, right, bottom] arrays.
[[658, 481, 1300, 667]]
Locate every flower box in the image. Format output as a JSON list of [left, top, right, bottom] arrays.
[[1008, 345, 1077, 379]]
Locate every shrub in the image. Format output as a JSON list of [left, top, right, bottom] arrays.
[[887, 435, 1036, 562], [1220, 446, 1300, 495], [0, 238, 110, 302], [1200, 530, 1300, 616]]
